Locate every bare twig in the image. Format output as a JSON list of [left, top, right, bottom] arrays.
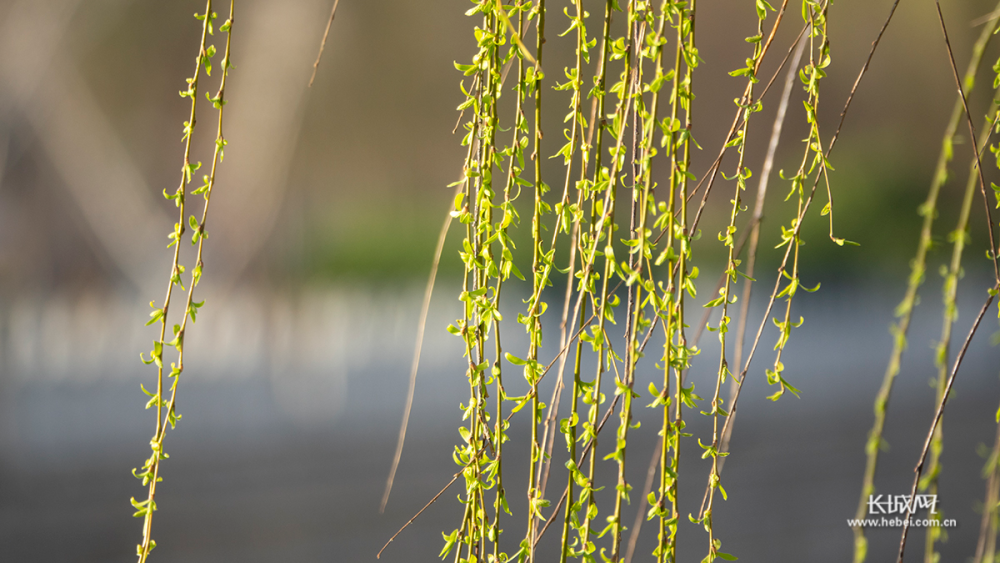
[[378, 452, 479, 559], [936, 2, 1000, 284], [892, 10, 1000, 561], [381, 185, 459, 513], [973, 8, 1000, 27], [896, 284, 998, 563], [974, 418, 1000, 563], [308, 0, 341, 87], [922, 92, 1000, 563]]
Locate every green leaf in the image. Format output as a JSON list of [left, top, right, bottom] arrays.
[[505, 353, 527, 365]]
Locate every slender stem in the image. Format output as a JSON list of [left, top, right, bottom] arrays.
[[923, 96, 999, 563], [524, 3, 545, 559], [135, 4, 222, 561], [851, 3, 991, 560], [381, 184, 459, 513], [973, 417, 1000, 563], [935, 2, 1000, 285], [308, 0, 341, 87], [896, 284, 999, 563]]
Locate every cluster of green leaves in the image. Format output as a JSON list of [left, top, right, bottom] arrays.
[[131, 3, 234, 562], [435, 2, 840, 563], [765, 1, 832, 403]]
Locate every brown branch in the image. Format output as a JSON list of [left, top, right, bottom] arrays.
[[308, 0, 341, 88], [895, 284, 998, 563], [378, 458, 468, 559], [936, 2, 1000, 284], [974, 418, 1000, 563], [380, 185, 459, 513]]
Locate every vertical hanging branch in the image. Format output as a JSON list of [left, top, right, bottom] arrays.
[[974, 413, 1000, 563], [722, 30, 807, 463], [896, 5, 1000, 561], [607, 4, 648, 560], [919, 6, 1000, 562], [895, 286, 998, 563], [696, 2, 790, 561], [569, 0, 640, 555], [844, 1, 981, 559], [922, 93, 1000, 563], [395, 0, 896, 560], [487, 3, 531, 560], [568, 1, 618, 559], [766, 0, 832, 404], [528, 1, 640, 556], [455, 4, 502, 561], [521, 2, 546, 561], [543, 1, 594, 560], [442, 1, 537, 560], [131, 2, 234, 562], [654, 4, 698, 562], [535, 0, 588, 515]]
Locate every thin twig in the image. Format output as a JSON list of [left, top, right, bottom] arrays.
[[381, 300, 597, 563], [973, 8, 1000, 27], [721, 30, 807, 468], [381, 185, 459, 513], [378, 453, 478, 559], [974, 418, 1000, 563], [829, 0, 902, 162], [308, 0, 341, 88], [936, 2, 1000, 285], [533, 282, 666, 549], [534, 382, 624, 547], [921, 94, 1000, 563], [896, 284, 998, 563], [623, 436, 662, 563]]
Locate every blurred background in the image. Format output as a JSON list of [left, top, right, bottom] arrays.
[[1, 0, 1000, 561]]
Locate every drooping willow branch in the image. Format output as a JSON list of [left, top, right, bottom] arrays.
[[380, 183, 457, 514], [132, 3, 234, 562], [692, 0, 908, 525], [851, 8, 999, 562], [627, 30, 805, 561], [850, 1, 994, 560], [895, 5, 1000, 561], [974, 414, 1000, 563], [386, 2, 859, 562], [895, 283, 998, 563], [922, 95, 1000, 563]]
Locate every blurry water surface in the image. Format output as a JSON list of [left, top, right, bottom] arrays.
[[0, 276, 998, 563]]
